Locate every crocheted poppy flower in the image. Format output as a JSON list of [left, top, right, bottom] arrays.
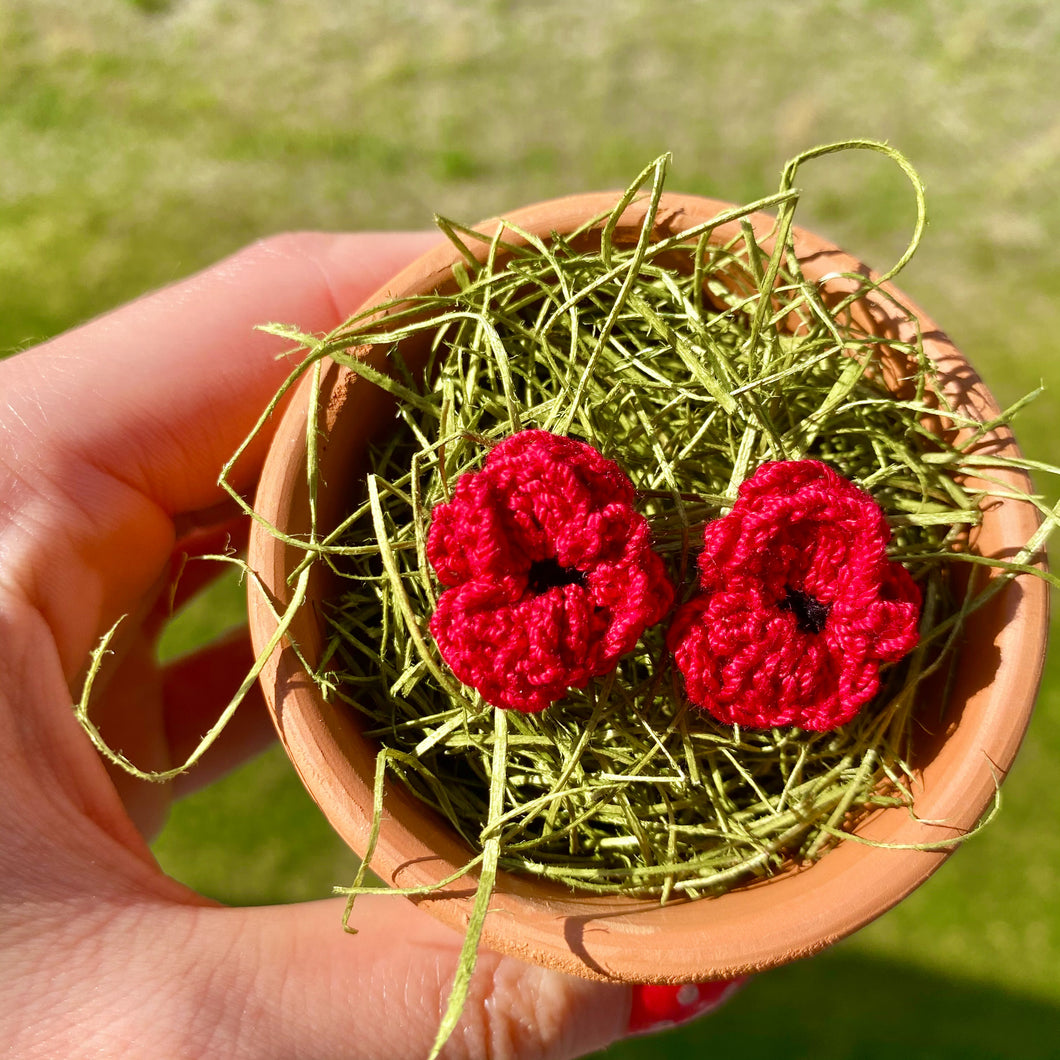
[[668, 460, 920, 731], [427, 430, 674, 712]]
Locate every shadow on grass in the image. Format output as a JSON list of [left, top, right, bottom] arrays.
[[596, 949, 1057, 1060]]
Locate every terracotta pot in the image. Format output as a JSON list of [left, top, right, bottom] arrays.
[[246, 192, 1049, 983]]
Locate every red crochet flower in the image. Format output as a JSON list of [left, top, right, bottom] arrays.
[[668, 460, 920, 731], [427, 430, 674, 712]]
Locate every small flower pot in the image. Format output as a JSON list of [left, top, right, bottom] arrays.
[[246, 192, 1049, 983]]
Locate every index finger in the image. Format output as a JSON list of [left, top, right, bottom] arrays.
[[0, 231, 439, 671], [2, 231, 441, 514]]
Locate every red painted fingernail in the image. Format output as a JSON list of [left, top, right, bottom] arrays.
[[627, 977, 748, 1036]]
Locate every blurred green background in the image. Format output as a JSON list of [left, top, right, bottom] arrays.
[[4, 1, 1059, 1056]]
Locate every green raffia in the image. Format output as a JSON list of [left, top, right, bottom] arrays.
[[301, 141, 1057, 914], [74, 557, 313, 783], [73, 141, 1058, 1059]]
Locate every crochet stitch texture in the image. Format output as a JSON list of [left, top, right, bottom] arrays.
[[668, 460, 921, 731], [426, 430, 673, 712]]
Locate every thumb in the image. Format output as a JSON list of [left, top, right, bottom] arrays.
[[192, 895, 630, 1060]]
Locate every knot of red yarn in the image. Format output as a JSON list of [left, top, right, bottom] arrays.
[[668, 460, 921, 731], [427, 430, 674, 712]]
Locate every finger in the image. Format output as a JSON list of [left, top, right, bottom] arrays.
[[3, 231, 442, 512], [186, 896, 631, 1060], [160, 629, 276, 799], [0, 231, 440, 675]]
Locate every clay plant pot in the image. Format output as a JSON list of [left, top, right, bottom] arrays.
[[246, 192, 1049, 984]]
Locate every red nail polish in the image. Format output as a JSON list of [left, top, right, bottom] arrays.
[[627, 977, 748, 1036]]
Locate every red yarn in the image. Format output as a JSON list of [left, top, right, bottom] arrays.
[[668, 460, 920, 731], [427, 430, 674, 712]]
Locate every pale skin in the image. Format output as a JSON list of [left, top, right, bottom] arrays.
[[0, 233, 631, 1059]]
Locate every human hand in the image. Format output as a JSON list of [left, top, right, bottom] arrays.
[[0, 232, 738, 1058]]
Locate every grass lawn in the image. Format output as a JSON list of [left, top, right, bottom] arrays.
[[5, 2, 1059, 1056]]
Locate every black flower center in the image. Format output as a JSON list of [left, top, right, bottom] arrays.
[[780, 587, 831, 634], [528, 556, 586, 594]]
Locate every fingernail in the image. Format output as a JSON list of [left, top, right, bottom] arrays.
[[627, 977, 748, 1036]]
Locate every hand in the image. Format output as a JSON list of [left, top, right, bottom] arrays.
[[0, 232, 736, 1058]]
